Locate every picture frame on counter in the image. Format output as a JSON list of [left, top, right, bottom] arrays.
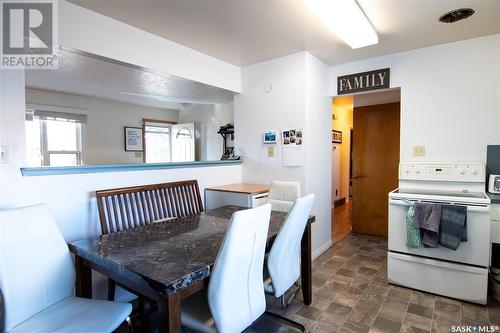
[[332, 130, 342, 144], [124, 126, 143, 151]]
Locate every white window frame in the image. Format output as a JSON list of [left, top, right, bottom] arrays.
[[40, 119, 83, 166], [143, 120, 174, 163], [26, 104, 86, 166], [142, 119, 195, 163]]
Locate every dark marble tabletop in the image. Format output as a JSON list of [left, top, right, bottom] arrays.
[[69, 205, 315, 297], [0, 288, 4, 333]]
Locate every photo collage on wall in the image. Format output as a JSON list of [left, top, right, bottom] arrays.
[[282, 128, 303, 146]]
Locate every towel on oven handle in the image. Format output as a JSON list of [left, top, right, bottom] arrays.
[[439, 204, 467, 250], [414, 202, 441, 248], [403, 199, 422, 248]]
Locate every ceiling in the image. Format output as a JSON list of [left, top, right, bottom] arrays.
[[69, 0, 500, 67], [25, 49, 236, 109]]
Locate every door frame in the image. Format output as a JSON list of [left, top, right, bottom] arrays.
[[331, 88, 402, 239]]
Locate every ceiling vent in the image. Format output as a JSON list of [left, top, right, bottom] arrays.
[[439, 8, 475, 23]]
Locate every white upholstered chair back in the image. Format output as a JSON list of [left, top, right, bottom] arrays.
[[0, 204, 76, 331], [208, 204, 271, 333], [267, 194, 315, 297], [267, 181, 301, 212]]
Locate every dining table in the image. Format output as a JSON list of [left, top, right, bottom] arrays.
[[68, 205, 316, 333]]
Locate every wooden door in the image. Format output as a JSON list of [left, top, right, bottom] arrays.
[[352, 102, 400, 237]]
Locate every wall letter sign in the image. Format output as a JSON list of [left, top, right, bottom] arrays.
[[337, 68, 390, 95]]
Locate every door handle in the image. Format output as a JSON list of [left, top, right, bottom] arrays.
[[352, 175, 360, 179]]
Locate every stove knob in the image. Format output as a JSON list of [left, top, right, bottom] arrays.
[[460, 170, 466, 175], [405, 170, 410, 174], [472, 170, 478, 175], [416, 170, 421, 175]]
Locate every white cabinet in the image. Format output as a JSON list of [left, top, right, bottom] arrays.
[[388, 252, 488, 304], [205, 183, 269, 210]]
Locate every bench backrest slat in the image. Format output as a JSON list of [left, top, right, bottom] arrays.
[[96, 180, 203, 235]]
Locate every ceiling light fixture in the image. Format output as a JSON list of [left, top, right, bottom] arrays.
[[304, 0, 378, 49], [439, 8, 475, 23]]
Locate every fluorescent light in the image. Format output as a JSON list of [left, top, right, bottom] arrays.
[[304, 0, 378, 49]]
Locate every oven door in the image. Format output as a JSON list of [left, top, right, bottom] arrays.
[[388, 198, 491, 267]]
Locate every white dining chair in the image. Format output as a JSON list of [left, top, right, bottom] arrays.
[[264, 194, 315, 309], [267, 181, 301, 213], [0, 204, 132, 333], [180, 204, 272, 333]]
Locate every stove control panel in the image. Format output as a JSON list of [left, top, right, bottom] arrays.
[[399, 162, 485, 182]]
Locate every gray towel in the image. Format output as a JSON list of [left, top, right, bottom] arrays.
[[439, 205, 467, 250], [413, 202, 442, 248]]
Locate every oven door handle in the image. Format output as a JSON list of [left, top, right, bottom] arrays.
[[389, 198, 490, 213]]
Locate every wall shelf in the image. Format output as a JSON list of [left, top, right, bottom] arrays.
[[20, 159, 242, 176]]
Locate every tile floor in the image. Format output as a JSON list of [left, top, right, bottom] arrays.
[[128, 232, 500, 333], [265, 233, 500, 333]]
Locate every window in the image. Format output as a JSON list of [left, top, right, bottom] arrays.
[[143, 120, 195, 163], [25, 109, 85, 166], [144, 123, 171, 163]]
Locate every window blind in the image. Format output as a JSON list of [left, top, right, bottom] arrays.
[[25, 109, 87, 123]]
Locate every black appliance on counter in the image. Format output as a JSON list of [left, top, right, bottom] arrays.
[[487, 145, 500, 267]]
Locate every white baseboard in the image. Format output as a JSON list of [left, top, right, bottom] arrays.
[[312, 239, 333, 260]]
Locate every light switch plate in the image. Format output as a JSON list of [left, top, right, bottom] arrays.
[[0, 145, 9, 163], [268, 146, 274, 157], [413, 145, 426, 157]]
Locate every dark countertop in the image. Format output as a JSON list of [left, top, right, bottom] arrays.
[[69, 205, 315, 296], [0, 288, 3, 333], [205, 183, 269, 195], [488, 193, 500, 204]]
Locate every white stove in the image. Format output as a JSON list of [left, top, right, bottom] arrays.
[[388, 162, 491, 304]]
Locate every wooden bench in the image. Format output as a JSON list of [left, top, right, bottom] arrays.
[[96, 180, 204, 235], [95, 180, 203, 332]]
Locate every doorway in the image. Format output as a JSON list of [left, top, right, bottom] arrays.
[[332, 89, 400, 240]]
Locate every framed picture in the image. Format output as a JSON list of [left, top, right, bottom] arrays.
[[332, 130, 342, 144], [263, 130, 277, 144], [124, 126, 143, 151], [282, 130, 290, 145], [295, 129, 303, 145], [282, 128, 304, 146]]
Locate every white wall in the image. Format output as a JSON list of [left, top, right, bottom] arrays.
[[330, 34, 500, 163], [178, 102, 234, 161], [59, 0, 241, 92], [305, 53, 333, 255], [0, 70, 242, 243], [26, 88, 180, 164], [235, 53, 306, 188], [0, 71, 26, 208], [235, 52, 332, 256]]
